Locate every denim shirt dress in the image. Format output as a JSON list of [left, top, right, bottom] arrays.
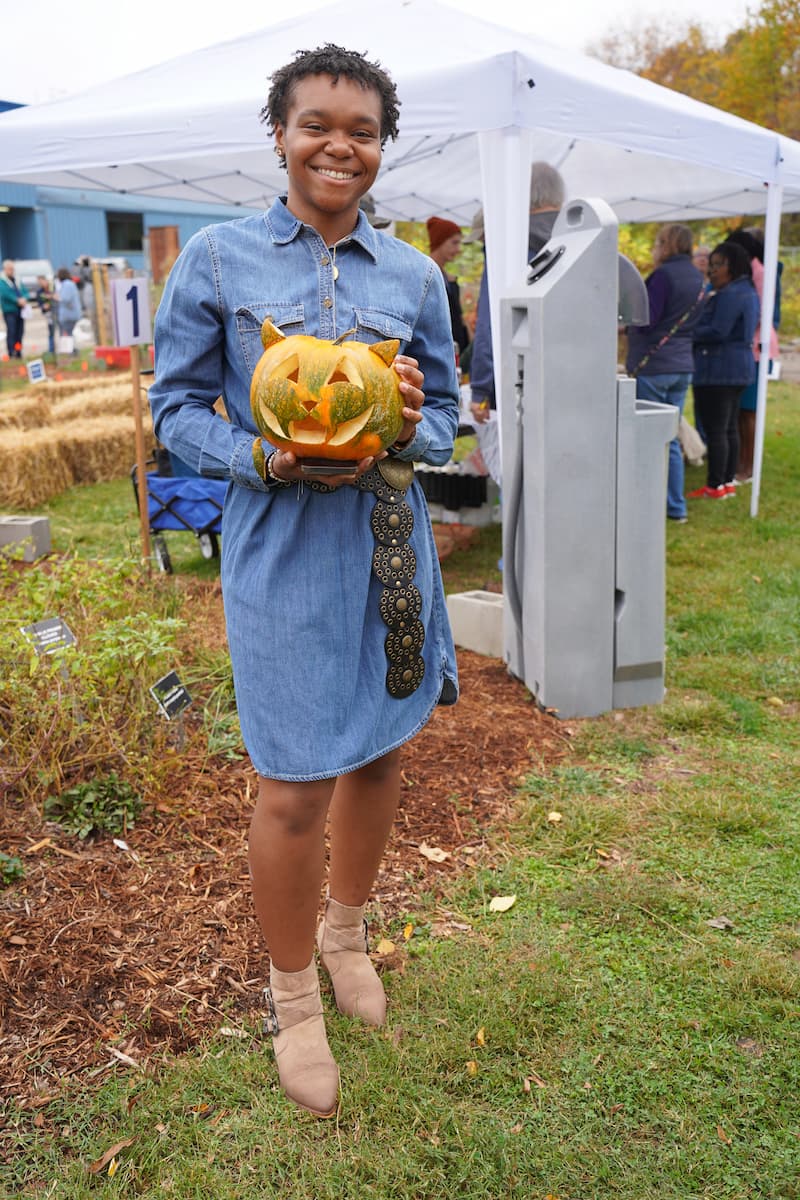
[[149, 198, 459, 781]]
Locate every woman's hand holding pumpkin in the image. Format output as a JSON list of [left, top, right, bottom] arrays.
[[268, 448, 382, 489], [393, 354, 425, 447]]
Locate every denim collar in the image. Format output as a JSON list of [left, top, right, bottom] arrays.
[[266, 195, 379, 262]]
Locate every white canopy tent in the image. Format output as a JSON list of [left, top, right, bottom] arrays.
[[2, 0, 798, 514]]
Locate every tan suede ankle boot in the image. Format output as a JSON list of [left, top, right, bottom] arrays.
[[265, 960, 339, 1117], [317, 897, 387, 1027]]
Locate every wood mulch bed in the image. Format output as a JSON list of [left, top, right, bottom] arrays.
[[1, 596, 573, 1115]]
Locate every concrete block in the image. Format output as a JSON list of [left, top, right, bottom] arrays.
[[0, 516, 51, 561], [446, 590, 504, 659]]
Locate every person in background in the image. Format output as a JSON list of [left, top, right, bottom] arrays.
[[0, 259, 29, 358], [724, 228, 781, 484], [688, 241, 759, 500], [426, 216, 470, 359], [55, 267, 82, 353], [469, 162, 565, 424], [692, 244, 711, 281], [359, 192, 392, 230], [625, 224, 706, 523], [35, 274, 56, 355]]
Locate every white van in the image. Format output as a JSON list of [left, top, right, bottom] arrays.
[[13, 259, 55, 291]]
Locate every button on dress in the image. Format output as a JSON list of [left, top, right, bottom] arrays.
[[149, 199, 459, 781]]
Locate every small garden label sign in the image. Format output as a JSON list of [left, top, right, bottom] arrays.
[[20, 617, 77, 655], [26, 359, 47, 384], [150, 671, 192, 720]]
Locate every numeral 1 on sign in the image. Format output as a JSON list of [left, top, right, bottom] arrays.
[[125, 284, 140, 340]]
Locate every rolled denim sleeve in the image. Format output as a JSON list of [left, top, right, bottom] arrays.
[[392, 259, 459, 467], [149, 229, 269, 492]]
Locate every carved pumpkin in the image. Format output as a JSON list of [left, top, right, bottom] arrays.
[[250, 320, 404, 462]]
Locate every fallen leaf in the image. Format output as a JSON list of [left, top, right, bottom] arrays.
[[582, 1080, 592, 1090], [107, 1158, 120, 1178], [510, 1123, 523, 1134], [8, 935, 26, 946], [716, 1124, 732, 1145], [466, 1060, 478, 1076], [489, 895, 517, 913], [706, 916, 735, 931], [766, 696, 784, 708], [546, 811, 563, 824], [403, 922, 414, 941], [88, 1138, 135, 1175], [218, 1026, 248, 1038], [475, 1027, 486, 1046], [735, 1037, 764, 1058], [752, 575, 762, 583], [376, 938, 396, 955], [419, 844, 449, 863], [524, 1072, 546, 1090], [113, 838, 130, 851]]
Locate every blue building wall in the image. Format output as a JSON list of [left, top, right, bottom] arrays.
[[0, 180, 257, 272]]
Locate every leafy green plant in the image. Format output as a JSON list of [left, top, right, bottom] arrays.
[[1, 552, 185, 801], [44, 773, 141, 839], [0, 851, 24, 887]]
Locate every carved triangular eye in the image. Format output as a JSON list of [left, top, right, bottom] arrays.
[[271, 352, 300, 383], [326, 353, 363, 388]]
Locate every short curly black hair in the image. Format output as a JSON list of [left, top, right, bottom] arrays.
[[260, 44, 401, 164]]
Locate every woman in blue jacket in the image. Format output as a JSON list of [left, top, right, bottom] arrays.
[[689, 242, 759, 499]]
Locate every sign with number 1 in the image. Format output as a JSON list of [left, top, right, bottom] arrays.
[[110, 277, 152, 346]]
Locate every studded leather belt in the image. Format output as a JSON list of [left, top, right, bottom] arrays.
[[306, 459, 425, 699]]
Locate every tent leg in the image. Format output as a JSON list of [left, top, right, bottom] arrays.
[[750, 178, 783, 519]]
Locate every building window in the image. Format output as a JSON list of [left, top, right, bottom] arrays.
[[106, 211, 144, 253]]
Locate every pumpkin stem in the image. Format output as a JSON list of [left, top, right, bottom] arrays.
[[331, 328, 357, 345]]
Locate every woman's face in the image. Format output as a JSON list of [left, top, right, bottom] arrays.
[[693, 248, 710, 275], [708, 253, 732, 290], [438, 233, 462, 264], [652, 231, 670, 265], [274, 73, 383, 238]]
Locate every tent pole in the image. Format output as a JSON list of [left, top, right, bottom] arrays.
[[477, 127, 533, 446], [750, 175, 783, 518]]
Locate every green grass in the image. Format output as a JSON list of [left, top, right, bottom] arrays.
[[2, 386, 799, 1198]]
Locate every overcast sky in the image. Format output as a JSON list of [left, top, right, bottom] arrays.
[[7, 0, 750, 105]]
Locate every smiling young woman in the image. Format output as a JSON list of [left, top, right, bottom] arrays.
[[148, 45, 460, 1118]]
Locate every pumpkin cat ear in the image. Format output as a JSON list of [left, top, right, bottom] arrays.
[[260, 319, 286, 350], [369, 338, 399, 367]]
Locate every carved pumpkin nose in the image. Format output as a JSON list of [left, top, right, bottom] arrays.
[[250, 321, 404, 463]]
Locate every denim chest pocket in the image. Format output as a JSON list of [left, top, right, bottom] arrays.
[[235, 302, 305, 374], [353, 308, 413, 352]]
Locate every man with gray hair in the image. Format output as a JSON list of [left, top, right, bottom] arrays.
[[469, 162, 565, 422]]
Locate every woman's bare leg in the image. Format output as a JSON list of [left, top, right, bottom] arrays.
[[327, 749, 402, 904], [249, 777, 335, 971]]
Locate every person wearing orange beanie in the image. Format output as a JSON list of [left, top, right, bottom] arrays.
[[426, 216, 469, 355]]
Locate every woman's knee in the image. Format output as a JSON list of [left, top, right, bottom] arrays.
[[352, 749, 401, 786], [254, 778, 332, 838]]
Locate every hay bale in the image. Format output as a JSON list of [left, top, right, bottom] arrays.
[[51, 383, 137, 423], [0, 428, 75, 508], [0, 393, 53, 432], [0, 411, 154, 508], [60, 414, 153, 485]]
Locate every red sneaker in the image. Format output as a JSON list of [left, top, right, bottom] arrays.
[[686, 485, 728, 499], [724, 482, 737, 496]]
